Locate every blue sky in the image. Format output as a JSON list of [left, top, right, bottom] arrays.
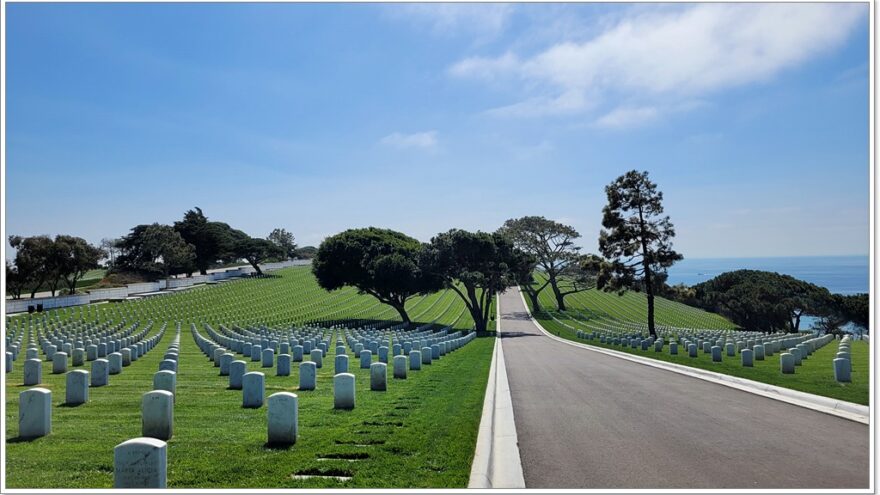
[[4, 3, 870, 258]]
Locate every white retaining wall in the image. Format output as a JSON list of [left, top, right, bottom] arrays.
[[5, 260, 308, 314], [5, 294, 92, 314]]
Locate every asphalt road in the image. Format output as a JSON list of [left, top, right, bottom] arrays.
[[498, 288, 870, 489]]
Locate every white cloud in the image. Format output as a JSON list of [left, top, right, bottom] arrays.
[[448, 52, 520, 81], [380, 131, 438, 150], [487, 90, 592, 118], [385, 4, 513, 40], [450, 3, 866, 121], [594, 106, 659, 129]]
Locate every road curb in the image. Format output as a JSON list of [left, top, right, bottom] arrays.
[[517, 288, 870, 425], [468, 293, 526, 489]]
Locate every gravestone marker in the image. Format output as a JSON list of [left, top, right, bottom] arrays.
[[113, 437, 167, 488]]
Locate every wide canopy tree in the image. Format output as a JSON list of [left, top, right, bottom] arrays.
[[312, 227, 441, 323], [268, 228, 298, 259], [54, 235, 104, 294], [498, 216, 588, 311], [8, 235, 57, 298], [598, 170, 683, 337], [231, 232, 285, 276], [424, 229, 532, 333], [6, 260, 26, 299], [692, 269, 832, 333], [114, 224, 196, 279], [174, 207, 240, 275]]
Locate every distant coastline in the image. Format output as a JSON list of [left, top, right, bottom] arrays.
[[667, 255, 869, 295]]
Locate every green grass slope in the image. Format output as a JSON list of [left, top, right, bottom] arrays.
[[524, 278, 868, 405], [5, 267, 493, 488]]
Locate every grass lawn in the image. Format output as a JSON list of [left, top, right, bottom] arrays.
[[527, 295, 869, 405], [5, 267, 494, 488]]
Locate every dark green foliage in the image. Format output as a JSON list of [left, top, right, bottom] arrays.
[[691, 270, 832, 333], [8, 235, 57, 298], [173, 207, 240, 275], [54, 235, 104, 294], [295, 246, 318, 259], [5, 260, 26, 299], [425, 229, 532, 332], [231, 234, 284, 276], [113, 224, 197, 279], [267, 228, 298, 259], [312, 228, 441, 323], [841, 293, 869, 331], [8, 234, 103, 297], [598, 170, 683, 337], [498, 216, 591, 311], [812, 292, 869, 336]]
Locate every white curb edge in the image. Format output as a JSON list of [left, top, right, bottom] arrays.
[[468, 293, 527, 489], [517, 288, 870, 425]]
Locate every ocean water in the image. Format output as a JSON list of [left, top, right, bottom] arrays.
[[666, 255, 870, 295]]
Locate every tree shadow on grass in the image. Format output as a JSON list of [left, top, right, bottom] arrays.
[[315, 318, 472, 334]]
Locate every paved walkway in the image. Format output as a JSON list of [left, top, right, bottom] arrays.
[[498, 288, 869, 489]]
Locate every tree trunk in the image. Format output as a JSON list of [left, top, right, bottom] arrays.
[[249, 259, 263, 275], [200, 268, 208, 275], [552, 284, 567, 311], [637, 204, 657, 338], [527, 289, 541, 312], [393, 303, 411, 325], [471, 305, 488, 332]]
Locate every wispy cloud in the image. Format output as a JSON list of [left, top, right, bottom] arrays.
[[450, 3, 866, 123], [384, 4, 513, 40], [380, 131, 438, 150], [594, 106, 658, 129]]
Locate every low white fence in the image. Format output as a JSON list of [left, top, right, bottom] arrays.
[[5, 259, 310, 314]]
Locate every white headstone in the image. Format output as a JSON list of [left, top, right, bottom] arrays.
[[393, 355, 407, 379], [334, 373, 355, 409], [65, 370, 89, 405], [72, 348, 85, 366], [108, 352, 123, 374], [52, 352, 68, 374], [243, 372, 265, 408], [310, 349, 323, 368], [299, 362, 316, 391], [780, 353, 795, 374], [229, 360, 247, 389], [267, 392, 298, 445], [219, 353, 234, 376], [741, 349, 754, 367], [277, 354, 291, 376], [92, 359, 109, 386], [23, 358, 42, 386], [19, 387, 52, 438], [410, 350, 422, 370], [360, 350, 372, 369], [370, 362, 387, 391], [153, 370, 177, 398], [142, 390, 174, 440], [113, 437, 167, 488], [335, 354, 349, 374], [262, 348, 274, 368], [833, 358, 851, 382], [213, 348, 225, 367]]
